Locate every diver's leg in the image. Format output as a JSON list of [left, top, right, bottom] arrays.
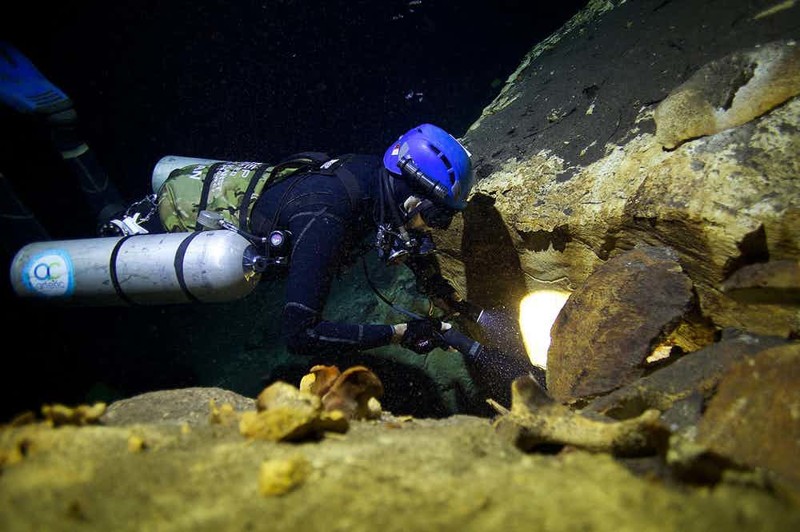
[[0, 42, 126, 230], [46, 106, 127, 226], [0, 171, 50, 253]]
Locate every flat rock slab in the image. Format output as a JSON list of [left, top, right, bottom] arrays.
[[101, 387, 255, 426], [722, 260, 800, 305], [585, 330, 789, 422], [547, 245, 693, 402], [697, 342, 800, 486]]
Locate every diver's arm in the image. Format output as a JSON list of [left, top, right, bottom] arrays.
[[282, 209, 394, 355]]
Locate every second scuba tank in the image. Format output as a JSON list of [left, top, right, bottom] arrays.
[[153, 156, 274, 233], [10, 230, 261, 306], [151, 155, 225, 195]]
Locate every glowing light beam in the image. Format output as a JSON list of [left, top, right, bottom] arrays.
[[518, 290, 570, 368]]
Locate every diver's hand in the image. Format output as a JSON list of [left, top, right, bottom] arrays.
[[396, 319, 452, 354], [391, 323, 408, 343]]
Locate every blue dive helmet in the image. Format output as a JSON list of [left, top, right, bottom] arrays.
[[383, 124, 475, 210]]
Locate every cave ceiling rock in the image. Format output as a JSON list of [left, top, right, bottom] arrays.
[[654, 39, 800, 150], [470, 0, 628, 132]]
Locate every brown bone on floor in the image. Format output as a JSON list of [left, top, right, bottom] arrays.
[[493, 375, 669, 457]]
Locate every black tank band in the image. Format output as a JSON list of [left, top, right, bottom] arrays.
[[175, 231, 202, 303], [109, 235, 136, 305]]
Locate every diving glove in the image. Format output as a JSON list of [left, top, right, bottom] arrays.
[[401, 319, 449, 354]]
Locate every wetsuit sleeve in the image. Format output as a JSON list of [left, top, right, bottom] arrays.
[[282, 208, 394, 355]]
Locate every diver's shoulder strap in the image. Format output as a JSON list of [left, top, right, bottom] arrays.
[[238, 163, 272, 229], [314, 153, 367, 213], [268, 151, 332, 181], [337, 166, 362, 213], [268, 152, 365, 213]]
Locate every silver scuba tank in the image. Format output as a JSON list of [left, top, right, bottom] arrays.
[[9, 230, 261, 306]]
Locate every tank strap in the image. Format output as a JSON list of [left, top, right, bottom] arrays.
[[109, 233, 204, 305], [194, 162, 225, 231]]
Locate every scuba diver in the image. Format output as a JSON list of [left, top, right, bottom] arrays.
[[127, 126, 543, 395], [0, 42, 469, 356], [4, 42, 541, 402], [150, 123, 478, 357]]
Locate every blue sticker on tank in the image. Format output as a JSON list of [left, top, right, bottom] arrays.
[[21, 250, 74, 297]]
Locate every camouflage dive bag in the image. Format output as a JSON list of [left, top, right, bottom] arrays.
[[155, 153, 332, 233], [156, 160, 274, 232]]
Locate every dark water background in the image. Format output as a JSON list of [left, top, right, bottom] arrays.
[[0, 0, 585, 420]]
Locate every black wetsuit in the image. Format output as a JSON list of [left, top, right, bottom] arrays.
[[249, 154, 454, 356]]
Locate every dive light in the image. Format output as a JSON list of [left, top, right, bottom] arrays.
[[397, 156, 449, 202]]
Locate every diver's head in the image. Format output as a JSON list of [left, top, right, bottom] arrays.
[[383, 123, 475, 229], [375, 124, 473, 264]]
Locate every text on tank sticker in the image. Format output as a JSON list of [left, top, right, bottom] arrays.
[[21, 250, 74, 297]]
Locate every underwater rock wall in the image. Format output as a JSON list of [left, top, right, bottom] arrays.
[[438, 0, 799, 340], [429, 0, 800, 498]]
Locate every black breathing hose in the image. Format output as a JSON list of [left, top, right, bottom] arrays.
[[361, 258, 484, 358]]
